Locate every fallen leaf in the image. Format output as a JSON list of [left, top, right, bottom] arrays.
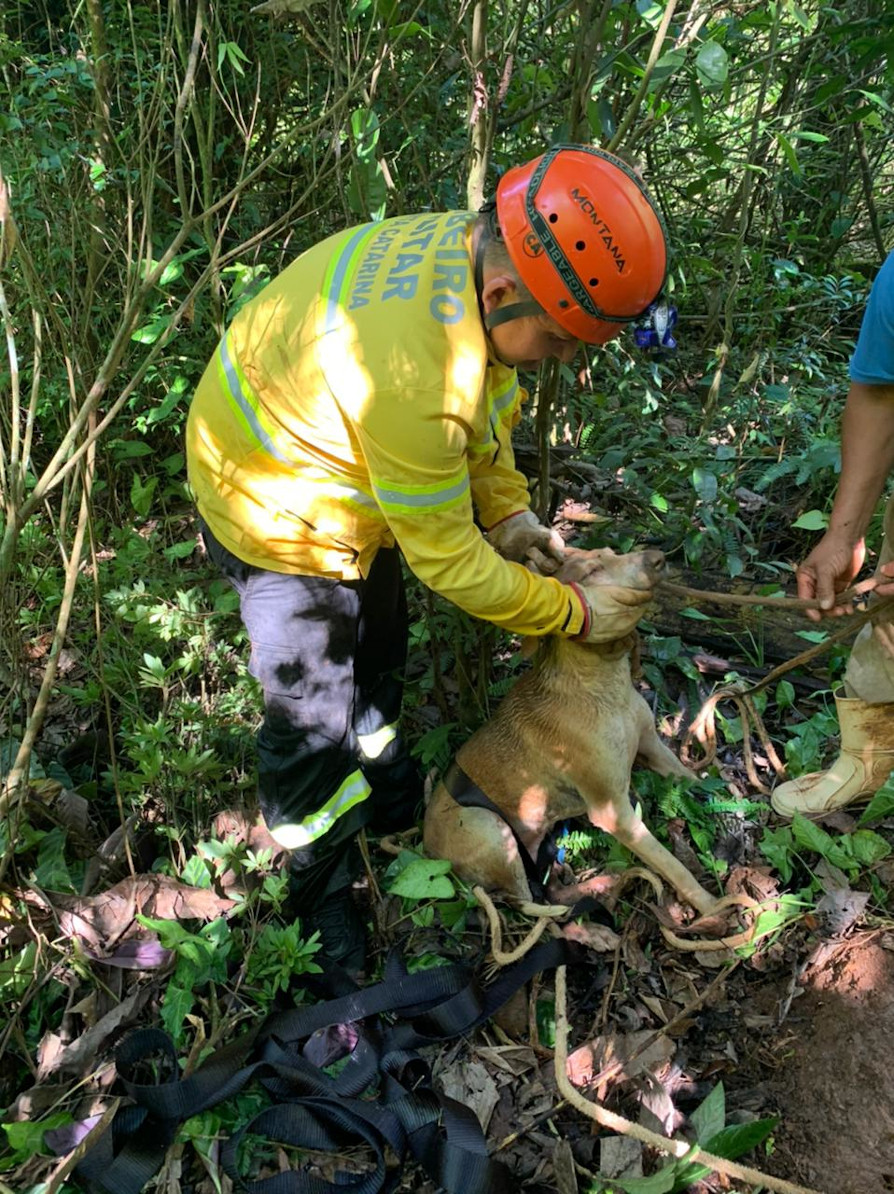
[[36, 986, 154, 1080], [553, 1138, 578, 1194], [561, 922, 622, 952], [816, 887, 870, 938], [637, 1069, 677, 1134], [600, 1135, 643, 1179], [55, 788, 90, 835], [475, 1045, 538, 1076], [726, 864, 781, 902], [436, 1059, 499, 1131], [566, 1030, 674, 1089], [52, 874, 235, 953]]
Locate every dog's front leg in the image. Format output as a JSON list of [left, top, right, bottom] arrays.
[[586, 794, 719, 917]]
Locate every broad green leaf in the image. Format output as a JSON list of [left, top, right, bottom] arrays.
[[789, 130, 830, 143], [348, 0, 373, 21], [34, 827, 74, 892], [350, 107, 380, 162], [130, 473, 158, 517], [161, 983, 195, 1039], [696, 41, 729, 89], [164, 539, 198, 562], [791, 509, 828, 531], [794, 629, 829, 644], [110, 440, 154, 459], [775, 680, 796, 709], [691, 467, 718, 503], [791, 812, 838, 855], [181, 854, 212, 888], [688, 77, 705, 129], [704, 1116, 778, 1158], [776, 132, 801, 175], [759, 825, 795, 880], [847, 829, 891, 866], [680, 607, 712, 620], [858, 777, 894, 825], [588, 96, 616, 140], [614, 1162, 678, 1193], [388, 857, 455, 899], [763, 382, 791, 401], [0, 737, 45, 780], [635, 0, 665, 28], [691, 1081, 726, 1142], [390, 21, 426, 37], [650, 48, 687, 88], [159, 259, 183, 286], [747, 893, 809, 941], [0, 942, 39, 998], [857, 89, 894, 116], [792, 813, 851, 870], [3, 1113, 73, 1158], [130, 314, 172, 344]]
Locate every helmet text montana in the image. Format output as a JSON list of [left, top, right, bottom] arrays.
[[569, 188, 626, 273]]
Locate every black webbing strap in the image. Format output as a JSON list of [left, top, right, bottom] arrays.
[[441, 759, 556, 903], [74, 937, 579, 1194]]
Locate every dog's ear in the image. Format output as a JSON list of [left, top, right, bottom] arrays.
[[555, 550, 604, 585]]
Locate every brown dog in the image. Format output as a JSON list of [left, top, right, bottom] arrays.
[[423, 547, 721, 918]]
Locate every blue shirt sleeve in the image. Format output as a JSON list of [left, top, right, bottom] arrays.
[[850, 251, 894, 385]]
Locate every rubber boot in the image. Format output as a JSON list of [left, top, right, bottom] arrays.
[[771, 694, 894, 818]]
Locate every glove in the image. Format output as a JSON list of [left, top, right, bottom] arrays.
[[567, 579, 654, 644], [487, 510, 564, 565]]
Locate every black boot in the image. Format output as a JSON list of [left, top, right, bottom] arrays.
[[287, 828, 367, 978], [301, 886, 367, 977]]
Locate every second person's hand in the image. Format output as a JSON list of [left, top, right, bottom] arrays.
[[796, 531, 866, 621]]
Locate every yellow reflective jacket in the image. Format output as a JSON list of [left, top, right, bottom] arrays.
[[186, 212, 586, 637]]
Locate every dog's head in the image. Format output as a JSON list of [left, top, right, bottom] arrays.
[[521, 545, 664, 658], [553, 545, 666, 592]]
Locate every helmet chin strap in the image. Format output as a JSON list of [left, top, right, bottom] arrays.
[[474, 204, 546, 332], [484, 299, 545, 329]]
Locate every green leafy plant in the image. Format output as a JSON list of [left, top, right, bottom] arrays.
[[760, 813, 891, 885], [135, 915, 233, 1044], [243, 921, 322, 1007], [595, 1082, 777, 1192]]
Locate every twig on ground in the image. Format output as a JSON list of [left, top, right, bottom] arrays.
[[555, 966, 826, 1194], [473, 885, 552, 965]]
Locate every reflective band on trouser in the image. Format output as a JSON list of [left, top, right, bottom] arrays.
[[357, 723, 399, 761], [268, 768, 372, 850]]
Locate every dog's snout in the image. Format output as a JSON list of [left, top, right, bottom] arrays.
[[642, 549, 665, 579]]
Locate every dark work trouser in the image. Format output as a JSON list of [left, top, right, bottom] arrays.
[[201, 523, 421, 904]]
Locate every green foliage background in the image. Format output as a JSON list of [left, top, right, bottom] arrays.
[[0, 2, 892, 1182]]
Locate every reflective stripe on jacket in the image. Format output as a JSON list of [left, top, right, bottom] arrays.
[[186, 212, 585, 638]]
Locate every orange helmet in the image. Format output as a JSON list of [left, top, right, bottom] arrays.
[[493, 144, 668, 344]]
